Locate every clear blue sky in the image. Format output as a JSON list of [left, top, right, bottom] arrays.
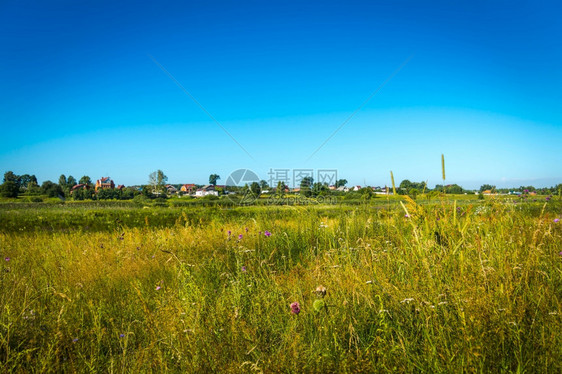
[[1, 0, 561, 189]]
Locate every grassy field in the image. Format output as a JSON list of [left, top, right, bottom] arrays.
[[1, 196, 561, 372]]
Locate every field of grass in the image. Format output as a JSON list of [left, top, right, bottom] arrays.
[[1, 197, 561, 372]]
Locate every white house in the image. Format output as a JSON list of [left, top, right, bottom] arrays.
[[195, 185, 219, 197]]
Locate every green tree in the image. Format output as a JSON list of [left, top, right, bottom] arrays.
[[209, 174, 220, 186], [79, 176, 92, 186], [399, 180, 412, 194], [479, 184, 495, 192], [300, 176, 314, 197], [259, 180, 269, 190], [67, 175, 77, 187], [19, 174, 37, 190], [148, 170, 168, 195], [250, 181, 261, 196], [312, 182, 329, 197], [3, 171, 18, 184], [58, 175, 67, 189], [41, 181, 63, 198], [276, 181, 287, 196], [0, 181, 19, 198], [335, 179, 348, 188]]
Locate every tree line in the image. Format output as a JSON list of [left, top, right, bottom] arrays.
[[1, 170, 560, 200]]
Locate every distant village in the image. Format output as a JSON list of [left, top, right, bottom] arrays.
[[1, 170, 560, 200]]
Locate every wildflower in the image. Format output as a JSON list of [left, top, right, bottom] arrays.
[[241, 266, 247, 272], [554, 218, 560, 223], [290, 302, 301, 315], [245, 227, 249, 232], [119, 334, 125, 338], [546, 196, 551, 201], [4, 257, 9, 262], [264, 230, 271, 237], [72, 338, 79, 343], [156, 286, 161, 291], [238, 234, 243, 240], [228, 230, 232, 236], [404, 214, 410, 218]]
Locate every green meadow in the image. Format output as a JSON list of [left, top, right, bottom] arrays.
[[1, 196, 561, 372]]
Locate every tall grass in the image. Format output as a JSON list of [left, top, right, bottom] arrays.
[[1, 199, 561, 372]]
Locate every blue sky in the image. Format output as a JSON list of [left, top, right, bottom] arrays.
[[1, 0, 561, 189]]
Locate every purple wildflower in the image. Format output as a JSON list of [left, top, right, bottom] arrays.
[[290, 302, 301, 315], [72, 338, 79, 343], [241, 266, 247, 272], [238, 234, 243, 240], [155, 286, 161, 291], [546, 197, 551, 201], [264, 230, 271, 237], [555, 218, 560, 223], [404, 214, 410, 218], [119, 333, 125, 338], [228, 230, 232, 236], [4, 257, 10, 262], [245, 227, 249, 232]]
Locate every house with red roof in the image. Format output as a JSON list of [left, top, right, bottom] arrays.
[[95, 177, 115, 191]]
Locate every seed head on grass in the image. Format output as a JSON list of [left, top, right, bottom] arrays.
[[315, 286, 327, 298], [441, 154, 446, 181]]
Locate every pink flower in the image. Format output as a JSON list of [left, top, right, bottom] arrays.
[[555, 218, 560, 223], [264, 230, 271, 237], [290, 302, 301, 315], [238, 234, 243, 240], [155, 286, 161, 291]]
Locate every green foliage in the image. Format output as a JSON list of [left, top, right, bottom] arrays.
[[0, 180, 19, 198], [300, 176, 313, 197], [335, 179, 348, 187], [79, 175, 92, 185], [250, 181, 261, 196], [312, 182, 329, 197], [276, 181, 287, 196], [479, 184, 495, 192], [148, 170, 168, 195], [209, 174, 220, 186], [40, 180, 63, 198]]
